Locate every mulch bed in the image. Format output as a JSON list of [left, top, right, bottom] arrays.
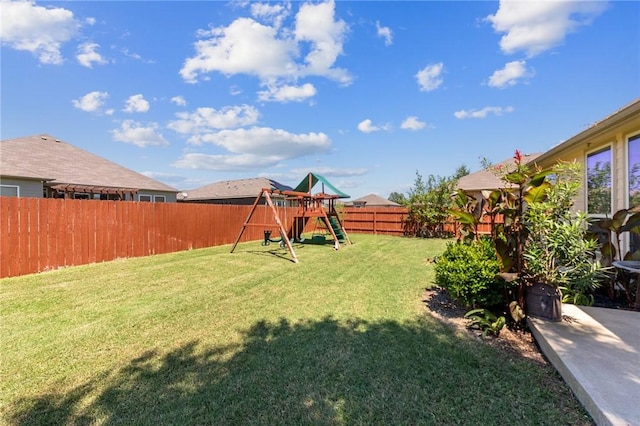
[[422, 287, 548, 366]]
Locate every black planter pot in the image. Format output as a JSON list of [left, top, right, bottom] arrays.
[[525, 281, 562, 321]]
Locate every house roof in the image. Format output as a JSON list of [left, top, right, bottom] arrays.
[[347, 193, 400, 207], [534, 98, 640, 165], [0, 156, 53, 181], [293, 173, 350, 198], [457, 152, 543, 192], [0, 134, 178, 192], [180, 177, 292, 201]]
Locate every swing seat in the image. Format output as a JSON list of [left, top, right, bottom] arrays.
[[311, 235, 326, 243], [262, 230, 276, 246], [262, 230, 288, 247]]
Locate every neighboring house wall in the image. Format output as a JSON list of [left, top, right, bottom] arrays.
[[136, 191, 178, 203], [0, 177, 43, 198], [1, 134, 179, 202]]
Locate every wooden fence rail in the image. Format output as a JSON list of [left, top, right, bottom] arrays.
[[0, 197, 295, 279], [0, 198, 500, 278], [341, 207, 408, 236]]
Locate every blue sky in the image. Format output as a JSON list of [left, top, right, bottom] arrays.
[[2, 0, 638, 199]]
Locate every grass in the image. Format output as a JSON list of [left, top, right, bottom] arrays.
[[1, 234, 591, 425]]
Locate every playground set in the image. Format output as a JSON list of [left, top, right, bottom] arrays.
[[230, 173, 352, 263]]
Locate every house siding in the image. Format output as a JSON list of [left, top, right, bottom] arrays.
[[0, 177, 43, 198], [533, 100, 640, 254], [534, 104, 640, 215], [137, 190, 178, 203]]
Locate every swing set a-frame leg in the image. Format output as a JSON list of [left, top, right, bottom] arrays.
[[230, 190, 263, 254], [230, 189, 298, 263]]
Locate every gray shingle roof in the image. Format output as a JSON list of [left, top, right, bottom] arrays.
[[0, 134, 177, 192], [181, 177, 292, 201], [457, 152, 542, 192], [347, 193, 400, 207]]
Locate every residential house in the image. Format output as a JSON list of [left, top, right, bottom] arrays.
[[179, 177, 293, 205], [0, 134, 178, 201], [456, 152, 542, 196], [532, 98, 640, 251], [345, 193, 401, 207]]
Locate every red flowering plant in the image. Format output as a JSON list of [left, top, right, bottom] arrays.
[[488, 150, 552, 307], [449, 150, 552, 316]]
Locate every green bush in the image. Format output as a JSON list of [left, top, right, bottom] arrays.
[[434, 238, 505, 308]]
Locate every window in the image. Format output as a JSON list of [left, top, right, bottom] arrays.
[[629, 135, 640, 253], [154, 195, 166, 203], [629, 134, 640, 209], [139, 194, 152, 202], [0, 185, 19, 197], [586, 147, 612, 215]]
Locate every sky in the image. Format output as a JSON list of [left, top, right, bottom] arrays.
[[1, 0, 639, 200]]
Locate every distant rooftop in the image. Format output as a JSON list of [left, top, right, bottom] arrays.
[[0, 134, 178, 192], [180, 177, 292, 201], [346, 193, 400, 207], [457, 152, 542, 192]]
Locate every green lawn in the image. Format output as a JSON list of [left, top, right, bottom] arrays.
[[1, 234, 591, 425]]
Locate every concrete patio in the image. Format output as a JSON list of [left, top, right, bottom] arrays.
[[528, 304, 639, 426]]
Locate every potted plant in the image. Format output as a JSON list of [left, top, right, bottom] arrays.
[[523, 161, 602, 321]]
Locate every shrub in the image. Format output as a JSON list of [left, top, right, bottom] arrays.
[[434, 238, 505, 308]]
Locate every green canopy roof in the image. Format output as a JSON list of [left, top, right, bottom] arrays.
[[293, 173, 350, 198]]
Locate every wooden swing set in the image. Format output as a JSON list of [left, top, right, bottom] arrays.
[[230, 173, 351, 263]]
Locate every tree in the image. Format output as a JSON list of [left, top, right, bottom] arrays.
[[452, 164, 470, 180], [404, 167, 465, 238], [388, 191, 407, 205]]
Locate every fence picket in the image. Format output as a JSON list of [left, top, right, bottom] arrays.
[[0, 198, 493, 278]]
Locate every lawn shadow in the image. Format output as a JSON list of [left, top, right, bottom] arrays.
[[8, 317, 590, 425]]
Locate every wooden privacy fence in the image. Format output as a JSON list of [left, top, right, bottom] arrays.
[[0, 197, 297, 279], [0, 198, 501, 278], [340, 207, 408, 236]]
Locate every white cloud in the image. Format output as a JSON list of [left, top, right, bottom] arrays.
[[171, 96, 187, 107], [376, 21, 392, 46], [76, 42, 107, 68], [172, 153, 282, 171], [486, 0, 607, 57], [0, 0, 80, 64], [111, 120, 169, 147], [416, 63, 444, 92], [400, 116, 426, 131], [454, 106, 515, 119], [357, 119, 390, 133], [357, 119, 378, 133], [180, 17, 296, 83], [123, 94, 150, 113], [250, 1, 291, 29], [290, 167, 367, 177], [193, 127, 331, 157], [488, 60, 533, 88], [294, 0, 350, 83], [172, 127, 332, 171], [121, 48, 154, 63], [258, 83, 317, 102], [72, 91, 108, 112], [180, 0, 350, 100], [85, 17, 96, 26], [168, 105, 260, 135]]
